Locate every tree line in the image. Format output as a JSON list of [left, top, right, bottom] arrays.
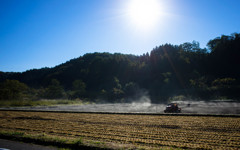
[[0, 33, 239, 103]]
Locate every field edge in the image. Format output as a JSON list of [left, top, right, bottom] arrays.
[[0, 131, 116, 150], [0, 130, 173, 150]]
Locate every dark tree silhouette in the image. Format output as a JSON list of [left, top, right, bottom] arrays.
[[0, 33, 239, 102]]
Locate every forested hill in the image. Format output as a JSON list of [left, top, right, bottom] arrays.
[[0, 33, 240, 103]]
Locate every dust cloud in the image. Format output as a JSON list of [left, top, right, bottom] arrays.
[[176, 100, 240, 114], [2, 100, 240, 114]]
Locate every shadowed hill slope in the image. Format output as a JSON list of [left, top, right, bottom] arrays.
[[0, 33, 240, 102]]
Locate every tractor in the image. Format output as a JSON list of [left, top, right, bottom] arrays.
[[164, 103, 181, 113]]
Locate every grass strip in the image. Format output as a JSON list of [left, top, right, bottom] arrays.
[[0, 131, 111, 150], [0, 99, 91, 107]]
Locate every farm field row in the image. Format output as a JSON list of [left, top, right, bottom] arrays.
[[0, 111, 240, 149]]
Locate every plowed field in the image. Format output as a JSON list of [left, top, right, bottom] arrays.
[[0, 111, 240, 149]]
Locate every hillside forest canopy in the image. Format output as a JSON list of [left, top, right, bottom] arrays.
[[0, 33, 240, 103]]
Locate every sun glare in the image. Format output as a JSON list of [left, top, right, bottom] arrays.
[[127, 0, 161, 30]]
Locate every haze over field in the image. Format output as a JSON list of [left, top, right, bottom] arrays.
[[4, 101, 240, 115]]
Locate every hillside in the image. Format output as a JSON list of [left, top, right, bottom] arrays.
[[0, 33, 240, 103]]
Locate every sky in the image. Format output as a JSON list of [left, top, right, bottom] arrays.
[[0, 0, 240, 72]]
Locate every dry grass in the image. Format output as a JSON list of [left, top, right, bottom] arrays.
[[0, 111, 240, 149]]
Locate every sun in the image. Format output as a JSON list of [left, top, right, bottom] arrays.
[[127, 0, 161, 30]]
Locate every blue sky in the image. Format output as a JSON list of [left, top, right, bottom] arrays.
[[1, 0, 240, 72]]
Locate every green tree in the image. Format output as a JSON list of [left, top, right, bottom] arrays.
[[212, 78, 236, 89], [68, 80, 86, 99], [110, 77, 124, 101], [207, 33, 240, 77], [44, 79, 64, 99], [124, 82, 138, 97], [0, 80, 29, 100]]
